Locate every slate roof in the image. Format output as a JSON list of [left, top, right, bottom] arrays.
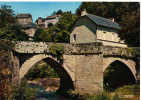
[[86, 13, 120, 29], [20, 23, 38, 29], [17, 14, 32, 18], [46, 15, 58, 19]]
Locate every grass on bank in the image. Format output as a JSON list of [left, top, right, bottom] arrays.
[[85, 84, 140, 100]]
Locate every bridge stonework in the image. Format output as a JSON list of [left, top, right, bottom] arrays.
[[12, 41, 139, 95]]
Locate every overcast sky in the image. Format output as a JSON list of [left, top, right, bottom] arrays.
[[0, 2, 82, 22]]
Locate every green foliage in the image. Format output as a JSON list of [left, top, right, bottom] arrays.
[[25, 63, 59, 81], [112, 93, 119, 100], [76, 2, 140, 47], [85, 84, 140, 100], [33, 28, 43, 42], [49, 43, 64, 59], [48, 22, 53, 28], [34, 11, 77, 43], [115, 84, 140, 96], [1, 24, 29, 41], [57, 11, 78, 31], [0, 5, 15, 28], [56, 9, 63, 15], [54, 30, 70, 43], [85, 91, 110, 100], [127, 47, 140, 59], [9, 79, 37, 100], [0, 5, 29, 41], [34, 29, 52, 42]]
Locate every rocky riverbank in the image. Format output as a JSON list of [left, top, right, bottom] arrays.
[[27, 78, 60, 92]]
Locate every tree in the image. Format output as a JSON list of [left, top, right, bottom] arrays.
[[54, 30, 70, 43], [34, 29, 52, 42], [76, 2, 140, 47], [48, 22, 53, 28], [57, 11, 78, 31], [34, 28, 43, 42], [1, 24, 29, 41], [56, 9, 63, 15], [119, 10, 140, 47], [51, 11, 56, 15], [0, 5, 29, 41]]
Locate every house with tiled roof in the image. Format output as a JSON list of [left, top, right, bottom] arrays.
[[70, 9, 127, 47], [45, 14, 61, 28], [17, 13, 37, 40]]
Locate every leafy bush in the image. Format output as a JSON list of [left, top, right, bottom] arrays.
[[85, 91, 110, 100], [49, 43, 64, 60], [115, 84, 140, 96], [8, 79, 37, 100]]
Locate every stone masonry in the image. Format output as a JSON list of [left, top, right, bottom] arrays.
[[12, 41, 139, 95]]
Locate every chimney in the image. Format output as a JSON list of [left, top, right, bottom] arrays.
[[17, 13, 18, 15], [109, 18, 114, 22], [81, 9, 87, 16]]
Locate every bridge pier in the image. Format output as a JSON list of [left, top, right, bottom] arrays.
[[11, 51, 20, 83], [73, 54, 103, 94]]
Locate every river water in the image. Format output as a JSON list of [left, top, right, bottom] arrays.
[[28, 83, 71, 100]]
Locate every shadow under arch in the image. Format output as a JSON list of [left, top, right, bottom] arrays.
[[19, 54, 74, 94], [104, 60, 136, 91], [42, 57, 74, 93]]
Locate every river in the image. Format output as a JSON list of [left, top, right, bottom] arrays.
[[28, 83, 71, 100]]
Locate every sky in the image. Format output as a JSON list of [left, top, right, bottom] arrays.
[[0, 2, 82, 22]]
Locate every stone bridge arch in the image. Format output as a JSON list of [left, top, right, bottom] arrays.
[[19, 54, 75, 92], [103, 57, 136, 80]]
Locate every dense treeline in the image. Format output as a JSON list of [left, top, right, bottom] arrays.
[[76, 2, 140, 47]]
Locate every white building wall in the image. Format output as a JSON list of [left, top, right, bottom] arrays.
[[45, 16, 59, 28], [97, 26, 127, 47]]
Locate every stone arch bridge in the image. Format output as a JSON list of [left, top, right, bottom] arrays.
[[12, 41, 139, 94]]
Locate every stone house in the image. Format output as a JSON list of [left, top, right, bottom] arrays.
[[70, 9, 127, 47], [17, 13, 32, 24], [17, 13, 38, 40], [35, 17, 46, 28], [45, 15, 61, 28]]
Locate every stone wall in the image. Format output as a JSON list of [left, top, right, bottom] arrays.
[[14, 41, 135, 58], [70, 17, 97, 43], [75, 54, 103, 94]]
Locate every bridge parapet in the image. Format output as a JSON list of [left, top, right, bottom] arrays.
[[69, 42, 103, 54], [14, 41, 54, 53], [13, 41, 103, 54], [13, 41, 139, 58], [103, 46, 139, 58]]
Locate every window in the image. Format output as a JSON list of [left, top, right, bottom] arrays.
[[73, 34, 76, 42]]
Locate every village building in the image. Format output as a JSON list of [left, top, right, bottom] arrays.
[[70, 9, 127, 47], [17, 13, 38, 40], [45, 15, 61, 28], [17, 13, 32, 24], [35, 17, 46, 28]]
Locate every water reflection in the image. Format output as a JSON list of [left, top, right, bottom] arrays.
[[28, 83, 71, 100]]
